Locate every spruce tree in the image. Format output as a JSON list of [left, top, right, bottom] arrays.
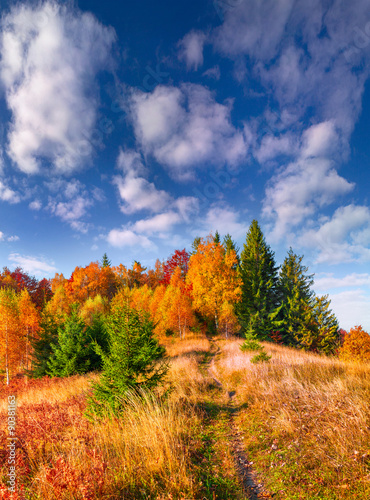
[[238, 220, 279, 340], [87, 304, 168, 417], [223, 233, 240, 267], [101, 253, 111, 268], [277, 248, 315, 347], [214, 230, 221, 245], [30, 311, 59, 378], [47, 311, 104, 377]]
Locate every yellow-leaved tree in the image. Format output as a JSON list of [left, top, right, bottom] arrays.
[[186, 235, 242, 334]]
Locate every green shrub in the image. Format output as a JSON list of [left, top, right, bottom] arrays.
[[240, 333, 262, 352], [251, 350, 272, 364]]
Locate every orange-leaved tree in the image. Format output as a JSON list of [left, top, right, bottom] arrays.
[[186, 235, 242, 333], [160, 267, 195, 338], [339, 325, 370, 362], [0, 288, 20, 384], [18, 289, 40, 372]]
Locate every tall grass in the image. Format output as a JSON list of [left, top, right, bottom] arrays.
[[212, 338, 370, 498]]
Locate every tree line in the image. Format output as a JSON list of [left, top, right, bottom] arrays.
[[0, 219, 369, 387]]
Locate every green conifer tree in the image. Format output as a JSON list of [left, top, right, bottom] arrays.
[[101, 253, 111, 268], [87, 304, 168, 417], [214, 230, 221, 245], [238, 220, 279, 340], [223, 233, 240, 267], [277, 249, 316, 346], [30, 311, 59, 378], [47, 310, 104, 377]]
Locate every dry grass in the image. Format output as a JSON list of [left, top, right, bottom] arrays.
[[2, 336, 369, 499], [0, 338, 210, 500], [212, 337, 370, 498]]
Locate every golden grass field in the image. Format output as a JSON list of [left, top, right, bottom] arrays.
[[1, 335, 369, 499]]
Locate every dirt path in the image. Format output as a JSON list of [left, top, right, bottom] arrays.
[[203, 337, 270, 500]]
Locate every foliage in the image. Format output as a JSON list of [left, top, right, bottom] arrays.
[[162, 249, 189, 285], [339, 325, 370, 362], [186, 234, 241, 334], [87, 304, 168, 417]]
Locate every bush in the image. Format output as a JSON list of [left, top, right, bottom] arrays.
[[339, 325, 370, 362], [87, 304, 168, 418], [251, 350, 272, 364], [240, 333, 262, 352]]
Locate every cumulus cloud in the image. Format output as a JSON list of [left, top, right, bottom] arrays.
[[299, 205, 370, 263], [0, 1, 116, 174], [132, 211, 181, 235], [9, 253, 57, 276], [46, 179, 99, 232], [178, 30, 207, 71], [196, 204, 248, 239], [129, 84, 247, 180], [262, 122, 354, 239], [106, 228, 153, 249], [29, 200, 42, 211], [113, 148, 171, 214], [0, 180, 20, 203], [0, 232, 19, 242]]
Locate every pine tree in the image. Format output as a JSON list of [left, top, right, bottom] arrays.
[[87, 304, 168, 417], [277, 248, 315, 346], [238, 220, 279, 340], [214, 230, 221, 245], [47, 310, 103, 377], [101, 253, 111, 268], [223, 233, 240, 267], [30, 311, 59, 378]]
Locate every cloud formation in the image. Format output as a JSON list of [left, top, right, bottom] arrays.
[[129, 84, 247, 180], [0, 1, 116, 174], [9, 253, 57, 276], [178, 30, 207, 71]]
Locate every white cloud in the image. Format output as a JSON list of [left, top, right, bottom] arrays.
[[0, 180, 21, 203], [0, 232, 19, 242], [29, 199, 42, 210], [106, 228, 153, 249], [197, 204, 248, 239], [213, 0, 370, 139], [178, 30, 207, 71], [299, 205, 370, 263], [202, 65, 221, 80], [314, 273, 370, 290], [46, 179, 98, 232], [133, 211, 181, 235], [263, 158, 354, 240], [329, 289, 370, 332], [0, 1, 116, 174], [129, 84, 247, 180], [9, 253, 57, 276]]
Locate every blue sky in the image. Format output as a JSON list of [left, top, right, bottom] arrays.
[[0, 0, 370, 330]]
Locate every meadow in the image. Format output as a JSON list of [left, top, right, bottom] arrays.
[[1, 335, 370, 499]]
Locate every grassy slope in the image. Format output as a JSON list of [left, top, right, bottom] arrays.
[[0, 336, 369, 499]]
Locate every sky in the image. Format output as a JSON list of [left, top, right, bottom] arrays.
[[0, 0, 370, 331]]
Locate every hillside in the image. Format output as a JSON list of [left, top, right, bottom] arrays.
[[1, 336, 369, 499]]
